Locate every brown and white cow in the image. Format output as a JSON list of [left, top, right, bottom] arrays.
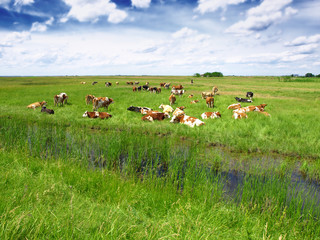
[[156, 88, 162, 94], [132, 86, 137, 92], [159, 104, 173, 114], [172, 84, 183, 90], [141, 112, 170, 122], [85, 94, 96, 105], [172, 107, 185, 117], [58, 93, 68, 104], [27, 101, 47, 110], [188, 94, 193, 98], [234, 105, 257, 113], [160, 82, 166, 87], [171, 89, 185, 97], [169, 94, 176, 105], [190, 100, 199, 104], [92, 97, 114, 111], [201, 91, 214, 99], [227, 103, 241, 110], [82, 111, 112, 119], [201, 112, 221, 119], [170, 114, 205, 127], [116, 82, 119, 85], [206, 97, 214, 108], [54, 94, 68, 106], [255, 104, 267, 112], [164, 83, 171, 89], [232, 111, 248, 119], [80, 82, 86, 84], [141, 109, 160, 115], [212, 86, 218, 95]]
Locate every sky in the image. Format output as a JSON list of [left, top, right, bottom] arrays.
[[0, 0, 319, 76]]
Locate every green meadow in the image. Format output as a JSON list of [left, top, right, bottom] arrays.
[[1, 75, 320, 239]]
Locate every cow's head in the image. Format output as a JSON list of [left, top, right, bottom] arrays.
[[82, 111, 88, 117]]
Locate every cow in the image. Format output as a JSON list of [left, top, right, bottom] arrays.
[[206, 97, 214, 108], [255, 104, 267, 112], [80, 82, 86, 84], [54, 94, 67, 106], [172, 107, 185, 117], [127, 106, 152, 113], [172, 84, 183, 90], [41, 106, 54, 114], [92, 97, 114, 111], [235, 97, 253, 103], [160, 82, 166, 87], [159, 104, 173, 114], [126, 81, 134, 85], [233, 106, 257, 114], [227, 103, 241, 110], [92, 81, 98, 85], [190, 79, 194, 84], [164, 83, 171, 89], [190, 100, 199, 104], [27, 101, 47, 110], [188, 94, 193, 98], [132, 86, 137, 92], [246, 92, 254, 100], [82, 111, 112, 119], [141, 109, 160, 115], [141, 112, 170, 122], [85, 95, 96, 105], [171, 89, 185, 97], [212, 86, 218, 95], [142, 85, 149, 91], [170, 114, 205, 127], [148, 87, 157, 93], [201, 112, 221, 119], [169, 94, 176, 105], [116, 82, 119, 85], [105, 82, 112, 87], [145, 82, 149, 85], [135, 81, 140, 85], [58, 93, 68, 104], [156, 88, 162, 94], [232, 111, 248, 119], [201, 92, 214, 99], [137, 86, 142, 91]]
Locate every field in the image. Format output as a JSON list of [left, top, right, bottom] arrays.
[[1, 75, 320, 239]]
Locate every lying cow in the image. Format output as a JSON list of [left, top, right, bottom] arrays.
[[141, 112, 170, 122], [232, 111, 248, 119], [80, 82, 86, 84], [201, 112, 221, 119], [190, 100, 199, 104], [171, 89, 185, 97], [255, 104, 267, 112], [141, 110, 160, 115], [159, 104, 173, 114], [85, 94, 96, 105], [170, 114, 205, 127], [27, 101, 47, 110], [235, 97, 252, 103], [41, 106, 54, 114], [82, 111, 112, 119], [127, 106, 152, 113], [92, 97, 114, 111], [206, 97, 214, 108], [227, 103, 241, 110], [172, 107, 185, 117]]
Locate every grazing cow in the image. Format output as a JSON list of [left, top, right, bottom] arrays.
[[137, 86, 142, 91], [172, 84, 183, 90], [206, 97, 214, 108], [82, 111, 112, 119], [212, 86, 218, 95], [227, 103, 241, 110], [116, 82, 119, 85], [156, 88, 162, 94], [170, 114, 205, 127], [257, 111, 271, 117], [132, 86, 137, 92], [171, 89, 185, 97], [235, 97, 253, 103], [201, 112, 221, 119], [190, 79, 194, 84], [105, 82, 112, 87], [92, 81, 98, 85], [160, 82, 166, 87], [80, 82, 86, 84], [201, 92, 214, 99], [85, 94, 96, 105], [159, 104, 173, 114], [27, 101, 47, 110], [127, 106, 152, 113], [141, 112, 170, 122], [169, 94, 176, 105], [135, 81, 139, 85], [142, 85, 149, 91], [164, 83, 171, 89], [232, 111, 248, 119], [126, 81, 134, 85], [54, 94, 67, 106], [41, 106, 54, 114], [148, 87, 157, 93], [188, 94, 193, 98], [92, 97, 114, 111], [190, 100, 199, 104], [246, 92, 254, 99], [172, 107, 185, 117]]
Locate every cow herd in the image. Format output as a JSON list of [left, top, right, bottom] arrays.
[[26, 80, 269, 127]]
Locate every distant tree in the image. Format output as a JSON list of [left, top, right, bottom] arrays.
[[316, 74, 320, 78], [203, 72, 212, 77], [193, 73, 201, 77], [211, 72, 223, 77], [305, 73, 314, 77]]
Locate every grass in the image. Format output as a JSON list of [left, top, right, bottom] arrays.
[[1, 75, 320, 239]]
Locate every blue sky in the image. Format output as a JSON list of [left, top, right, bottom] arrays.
[[0, 0, 319, 76]]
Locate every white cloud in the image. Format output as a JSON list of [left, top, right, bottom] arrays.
[[172, 27, 197, 39], [284, 34, 320, 46], [0, 31, 31, 47], [0, 0, 11, 8], [14, 0, 34, 6], [226, 0, 297, 35], [131, 0, 151, 8], [30, 17, 54, 32], [195, 0, 246, 14], [61, 0, 127, 23]]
